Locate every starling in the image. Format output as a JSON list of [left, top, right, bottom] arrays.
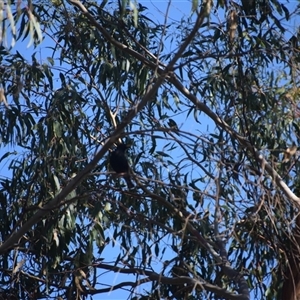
[[110, 144, 134, 188]]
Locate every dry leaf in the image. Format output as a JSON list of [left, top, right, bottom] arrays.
[[283, 145, 297, 162], [0, 88, 9, 108]]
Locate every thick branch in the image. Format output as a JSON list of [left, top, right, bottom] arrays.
[[0, 0, 209, 255], [0, 74, 166, 254], [93, 262, 249, 300], [169, 75, 300, 207], [69, 1, 299, 206]]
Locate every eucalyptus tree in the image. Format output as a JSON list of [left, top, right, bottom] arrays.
[[0, 0, 299, 299]]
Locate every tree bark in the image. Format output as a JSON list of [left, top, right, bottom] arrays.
[[281, 215, 300, 300]]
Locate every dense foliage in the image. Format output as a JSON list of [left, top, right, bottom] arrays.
[[0, 0, 300, 299]]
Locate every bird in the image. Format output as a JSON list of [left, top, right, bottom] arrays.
[[109, 143, 134, 188]]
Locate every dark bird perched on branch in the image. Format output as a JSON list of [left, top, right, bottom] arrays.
[[110, 143, 134, 188]]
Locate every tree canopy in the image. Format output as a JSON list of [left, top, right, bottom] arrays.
[[0, 0, 300, 299]]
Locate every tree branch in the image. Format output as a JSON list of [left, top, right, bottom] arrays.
[[93, 262, 249, 299], [168, 75, 300, 206]]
